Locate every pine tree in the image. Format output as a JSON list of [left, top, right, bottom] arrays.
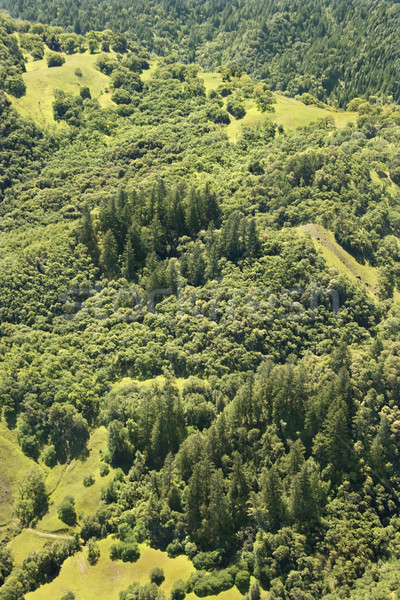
[[246, 218, 261, 258], [262, 464, 285, 531], [81, 204, 100, 265], [228, 453, 249, 528], [121, 239, 136, 281], [186, 187, 201, 235], [208, 469, 233, 547], [100, 230, 119, 277]]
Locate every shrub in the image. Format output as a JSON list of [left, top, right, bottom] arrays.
[[57, 495, 77, 526], [80, 86, 91, 99], [87, 539, 100, 565], [110, 541, 140, 562], [42, 445, 57, 467], [83, 474, 95, 487], [61, 593, 75, 600], [111, 89, 131, 104], [166, 539, 183, 558], [170, 579, 186, 600], [47, 53, 65, 67], [99, 462, 110, 477], [226, 100, 246, 119], [235, 570, 250, 594], [150, 567, 165, 586], [193, 551, 222, 571], [193, 570, 234, 597]]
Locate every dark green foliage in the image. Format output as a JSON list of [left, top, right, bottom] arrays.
[[83, 474, 95, 487], [58, 495, 77, 526], [80, 85, 91, 99], [47, 52, 66, 67], [87, 539, 100, 565], [170, 579, 186, 600], [120, 582, 166, 600], [14, 469, 48, 525], [110, 541, 140, 562], [226, 99, 246, 120], [4, 0, 399, 104], [235, 570, 250, 595], [149, 567, 165, 586], [0, 546, 14, 586], [1, 10, 400, 600]]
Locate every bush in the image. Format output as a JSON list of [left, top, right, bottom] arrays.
[[193, 570, 234, 597], [99, 462, 110, 477], [235, 570, 250, 594], [80, 86, 91, 99], [166, 539, 183, 558], [57, 495, 77, 526], [14, 468, 48, 525], [170, 579, 186, 600], [110, 541, 140, 562], [226, 100, 246, 119], [150, 567, 165, 586], [111, 89, 131, 104], [6, 75, 26, 98], [61, 593, 75, 600], [83, 474, 95, 487], [42, 445, 57, 467], [47, 53, 66, 67], [87, 539, 100, 565], [193, 551, 222, 571]]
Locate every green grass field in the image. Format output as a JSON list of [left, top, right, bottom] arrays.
[[0, 421, 37, 527], [7, 528, 60, 564], [25, 535, 243, 600], [200, 69, 357, 141], [10, 51, 113, 128], [226, 96, 357, 141], [37, 427, 113, 533], [25, 537, 195, 600], [299, 224, 379, 295]]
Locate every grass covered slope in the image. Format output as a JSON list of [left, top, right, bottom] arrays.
[[0, 422, 36, 527], [25, 538, 196, 600], [300, 224, 379, 295], [201, 69, 357, 142], [38, 427, 113, 533], [10, 52, 113, 127], [2, 12, 400, 600]]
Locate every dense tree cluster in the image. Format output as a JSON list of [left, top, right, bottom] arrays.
[[1, 11, 400, 600], [1, 0, 399, 105]]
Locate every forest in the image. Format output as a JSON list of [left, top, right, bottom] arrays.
[[0, 0, 399, 106], [0, 4, 400, 600]]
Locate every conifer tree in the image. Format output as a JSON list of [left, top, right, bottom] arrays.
[[262, 464, 285, 531], [121, 239, 136, 281], [100, 230, 119, 277]]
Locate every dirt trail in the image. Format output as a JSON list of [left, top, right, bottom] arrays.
[[26, 527, 73, 540]]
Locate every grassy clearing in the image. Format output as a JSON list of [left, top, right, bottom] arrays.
[[7, 529, 56, 564], [225, 95, 357, 141], [10, 51, 112, 128], [371, 170, 399, 197], [141, 59, 158, 82], [299, 224, 378, 295], [200, 70, 223, 92], [200, 68, 357, 140], [273, 94, 357, 130], [113, 375, 187, 394], [37, 427, 113, 533], [0, 421, 37, 527], [26, 537, 195, 600]]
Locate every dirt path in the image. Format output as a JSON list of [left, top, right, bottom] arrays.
[[26, 527, 73, 540]]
